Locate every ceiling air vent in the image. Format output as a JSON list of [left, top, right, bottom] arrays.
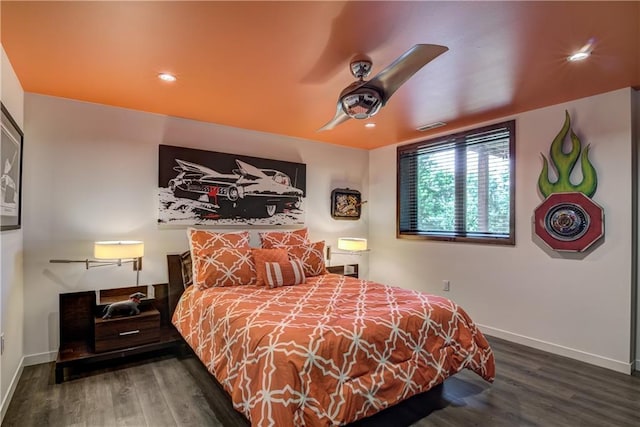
[[417, 121, 446, 132]]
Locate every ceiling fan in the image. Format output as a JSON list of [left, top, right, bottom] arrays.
[[318, 44, 448, 131]]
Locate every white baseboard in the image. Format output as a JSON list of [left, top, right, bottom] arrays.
[[1, 356, 24, 423], [478, 324, 632, 375], [23, 350, 56, 367]]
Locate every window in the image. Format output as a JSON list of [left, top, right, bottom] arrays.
[[397, 120, 515, 244]]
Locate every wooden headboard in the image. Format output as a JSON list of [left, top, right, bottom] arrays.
[[166, 253, 188, 318]]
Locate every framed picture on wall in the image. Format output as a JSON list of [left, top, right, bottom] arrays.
[[1, 103, 24, 231], [158, 144, 306, 226], [331, 188, 362, 220]]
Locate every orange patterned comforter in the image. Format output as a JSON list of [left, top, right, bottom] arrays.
[[172, 274, 495, 426]]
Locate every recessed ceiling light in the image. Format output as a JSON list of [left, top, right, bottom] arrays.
[[568, 51, 590, 62], [158, 73, 177, 82], [364, 123, 376, 128], [568, 38, 595, 62]]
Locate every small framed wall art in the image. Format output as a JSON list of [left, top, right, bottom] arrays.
[[330, 188, 362, 220], [1, 103, 23, 231]]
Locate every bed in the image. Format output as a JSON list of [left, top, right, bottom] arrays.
[[167, 229, 495, 426]]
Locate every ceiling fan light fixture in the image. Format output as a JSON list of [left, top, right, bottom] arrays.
[[340, 88, 383, 119], [318, 44, 449, 131]]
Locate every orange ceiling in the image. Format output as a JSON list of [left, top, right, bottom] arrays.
[[1, 1, 638, 150]]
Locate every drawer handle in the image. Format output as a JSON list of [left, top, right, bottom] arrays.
[[119, 330, 140, 336]]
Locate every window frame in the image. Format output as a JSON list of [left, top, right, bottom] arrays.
[[396, 120, 516, 245]]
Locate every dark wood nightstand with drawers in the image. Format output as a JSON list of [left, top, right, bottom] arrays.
[[94, 307, 161, 353], [56, 284, 182, 383]]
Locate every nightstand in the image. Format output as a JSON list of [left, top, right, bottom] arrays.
[[326, 264, 359, 278], [94, 307, 160, 353], [56, 284, 182, 383]]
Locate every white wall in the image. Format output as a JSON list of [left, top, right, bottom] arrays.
[[0, 45, 25, 421], [21, 93, 369, 361], [369, 88, 635, 373]]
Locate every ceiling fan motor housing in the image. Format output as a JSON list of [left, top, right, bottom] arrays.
[[339, 84, 384, 119], [350, 59, 373, 79]]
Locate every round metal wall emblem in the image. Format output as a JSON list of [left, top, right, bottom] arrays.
[[534, 192, 604, 252], [544, 203, 590, 241]]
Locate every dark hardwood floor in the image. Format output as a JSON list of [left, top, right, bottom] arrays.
[[3, 336, 639, 426]]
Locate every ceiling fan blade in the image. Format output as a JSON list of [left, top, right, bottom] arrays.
[[368, 44, 448, 102], [318, 103, 351, 131]]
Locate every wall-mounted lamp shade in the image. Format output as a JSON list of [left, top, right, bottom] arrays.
[[94, 241, 144, 260], [337, 238, 368, 252]]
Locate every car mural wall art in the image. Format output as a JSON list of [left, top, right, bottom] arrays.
[[158, 145, 306, 226], [534, 111, 604, 252]]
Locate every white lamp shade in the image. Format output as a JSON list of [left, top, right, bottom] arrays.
[[337, 237, 368, 252], [94, 241, 144, 259]]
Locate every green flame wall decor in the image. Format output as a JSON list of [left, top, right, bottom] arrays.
[[538, 110, 597, 198]]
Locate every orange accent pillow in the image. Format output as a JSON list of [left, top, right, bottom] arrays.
[[188, 229, 253, 289], [192, 247, 256, 289], [279, 241, 328, 277], [251, 248, 290, 286], [188, 228, 250, 251], [264, 259, 306, 288], [259, 228, 310, 249]]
